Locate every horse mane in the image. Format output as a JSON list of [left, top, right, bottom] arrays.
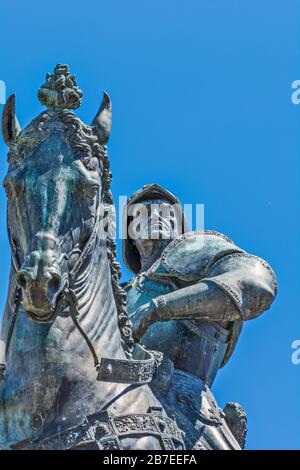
[[8, 109, 135, 358]]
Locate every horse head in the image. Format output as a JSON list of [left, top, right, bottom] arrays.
[[2, 64, 112, 323]]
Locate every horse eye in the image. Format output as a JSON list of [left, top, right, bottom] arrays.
[[85, 184, 99, 199]]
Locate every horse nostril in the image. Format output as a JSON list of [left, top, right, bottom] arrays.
[[16, 272, 27, 289], [48, 273, 61, 294]]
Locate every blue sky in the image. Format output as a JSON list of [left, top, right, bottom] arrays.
[[0, 1, 299, 449]]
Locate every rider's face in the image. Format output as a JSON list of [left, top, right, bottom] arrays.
[[128, 198, 181, 242]]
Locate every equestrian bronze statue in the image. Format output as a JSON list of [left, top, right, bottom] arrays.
[[0, 65, 277, 450]]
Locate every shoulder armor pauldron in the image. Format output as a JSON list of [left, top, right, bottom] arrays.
[[159, 230, 244, 281]]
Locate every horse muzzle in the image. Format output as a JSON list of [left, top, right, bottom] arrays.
[[16, 266, 64, 323]]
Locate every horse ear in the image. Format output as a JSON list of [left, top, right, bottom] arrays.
[[91, 92, 112, 145], [2, 94, 21, 147]]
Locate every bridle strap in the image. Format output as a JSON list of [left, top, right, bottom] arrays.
[[64, 288, 100, 368], [69, 194, 103, 280], [0, 287, 22, 383], [5, 288, 22, 356]]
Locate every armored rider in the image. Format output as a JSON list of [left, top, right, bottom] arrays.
[[122, 183, 278, 450]]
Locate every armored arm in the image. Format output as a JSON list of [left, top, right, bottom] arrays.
[[151, 252, 277, 323]]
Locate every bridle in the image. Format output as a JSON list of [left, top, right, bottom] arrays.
[[0, 194, 161, 386]]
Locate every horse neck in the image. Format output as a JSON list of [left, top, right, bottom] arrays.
[[70, 231, 127, 361]]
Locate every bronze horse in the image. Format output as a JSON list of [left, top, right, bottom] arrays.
[[0, 65, 184, 450]]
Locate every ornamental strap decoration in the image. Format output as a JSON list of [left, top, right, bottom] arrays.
[[11, 407, 185, 451]]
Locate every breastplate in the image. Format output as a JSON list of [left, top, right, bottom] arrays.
[[125, 275, 230, 386]]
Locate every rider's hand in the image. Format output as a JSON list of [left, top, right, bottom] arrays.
[[130, 302, 157, 341]]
